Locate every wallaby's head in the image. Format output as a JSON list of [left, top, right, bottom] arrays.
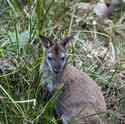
[[39, 35, 74, 74]]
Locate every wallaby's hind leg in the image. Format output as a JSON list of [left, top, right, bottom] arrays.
[[60, 108, 106, 124]]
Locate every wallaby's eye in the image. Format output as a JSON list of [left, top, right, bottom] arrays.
[[48, 56, 53, 61], [61, 57, 65, 61]]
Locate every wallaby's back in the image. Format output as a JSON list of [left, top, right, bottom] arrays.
[[55, 64, 107, 124]]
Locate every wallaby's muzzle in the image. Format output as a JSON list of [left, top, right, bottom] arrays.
[[53, 69, 60, 74], [52, 65, 62, 74]]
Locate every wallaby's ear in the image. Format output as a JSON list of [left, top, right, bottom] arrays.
[[39, 35, 53, 49], [60, 34, 74, 47]]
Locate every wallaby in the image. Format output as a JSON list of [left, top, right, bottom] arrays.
[[39, 35, 108, 124]]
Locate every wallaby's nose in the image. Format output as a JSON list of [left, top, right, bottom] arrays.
[[53, 68, 60, 74]]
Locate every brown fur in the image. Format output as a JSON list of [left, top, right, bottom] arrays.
[[55, 64, 107, 124]]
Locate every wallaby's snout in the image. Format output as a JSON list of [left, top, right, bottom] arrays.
[[53, 65, 62, 74]]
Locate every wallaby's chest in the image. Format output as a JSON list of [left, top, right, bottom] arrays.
[[42, 71, 55, 92]]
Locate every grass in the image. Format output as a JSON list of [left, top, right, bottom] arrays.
[[0, 0, 125, 123]]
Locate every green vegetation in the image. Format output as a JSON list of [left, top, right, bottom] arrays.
[[0, 0, 125, 123]]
